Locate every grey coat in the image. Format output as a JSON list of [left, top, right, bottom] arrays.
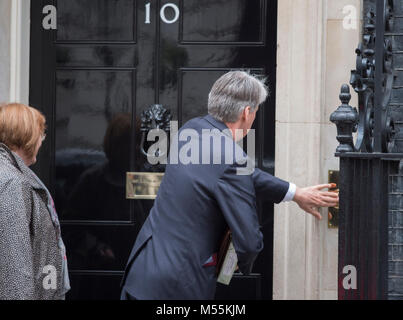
[[0, 144, 68, 300], [121, 115, 290, 300]]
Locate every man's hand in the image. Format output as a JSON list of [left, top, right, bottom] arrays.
[[293, 184, 339, 220]]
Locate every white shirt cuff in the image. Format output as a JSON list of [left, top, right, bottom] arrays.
[[282, 183, 296, 202]]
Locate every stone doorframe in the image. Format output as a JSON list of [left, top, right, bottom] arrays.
[[274, 0, 361, 300], [0, 0, 30, 104]]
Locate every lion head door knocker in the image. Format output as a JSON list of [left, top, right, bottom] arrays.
[[126, 104, 172, 200], [140, 104, 172, 164]]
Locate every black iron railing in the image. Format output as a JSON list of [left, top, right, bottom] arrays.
[[330, 0, 403, 300]]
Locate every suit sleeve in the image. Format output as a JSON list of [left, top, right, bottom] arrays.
[[214, 164, 263, 275], [252, 168, 290, 204], [0, 180, 35, 300]]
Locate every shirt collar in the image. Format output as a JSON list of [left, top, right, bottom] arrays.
[[203, 114, 230, 132], [203, 114, 235, 140]]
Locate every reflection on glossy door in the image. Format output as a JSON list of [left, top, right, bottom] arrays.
[[30, 0, 278, 300]]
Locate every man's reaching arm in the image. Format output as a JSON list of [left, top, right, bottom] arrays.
[[252, 169, 339, 220]]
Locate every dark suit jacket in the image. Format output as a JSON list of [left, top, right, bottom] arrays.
[[121, 115, 289, 300]]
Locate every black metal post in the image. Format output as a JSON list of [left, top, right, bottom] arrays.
[[331, 0, 403, 299], [374, 0, 385, 152]]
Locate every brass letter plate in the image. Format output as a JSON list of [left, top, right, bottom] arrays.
[[126, 172, 164, 200], [328, 170, 339, 228]]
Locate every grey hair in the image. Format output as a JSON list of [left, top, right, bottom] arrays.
[[207, 71, 268, 123]]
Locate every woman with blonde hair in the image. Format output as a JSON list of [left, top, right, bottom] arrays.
[[0, 103, 70, 300]]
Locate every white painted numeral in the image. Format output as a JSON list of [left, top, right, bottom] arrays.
[[145, 2, 180, 25], [160, 3, 180, 24], [145, 2, 151, 24]]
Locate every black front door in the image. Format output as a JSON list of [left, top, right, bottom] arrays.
[[30, 0, 278, 300]]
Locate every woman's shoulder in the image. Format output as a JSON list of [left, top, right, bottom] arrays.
[[0, 163, 33, 195]]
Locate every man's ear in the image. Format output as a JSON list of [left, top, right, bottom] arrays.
[[243, 106, 252, 119]]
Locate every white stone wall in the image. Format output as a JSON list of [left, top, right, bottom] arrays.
[[0, 0, 12, 102], [0, 0, 30, 105], [274, 0, 361, 300]]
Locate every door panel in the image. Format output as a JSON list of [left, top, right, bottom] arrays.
[[62, 225, 140, 270], [57, 0, 136, 41], [30, 0, 278, 300], [180, 0, 264, 44], [55, 70, 134, 222], [56, 45, 137, 67], [67, 273, 125, 300], [158, 1, 276, 300]]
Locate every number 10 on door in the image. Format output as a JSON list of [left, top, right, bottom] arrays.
[[145, 2, 180, 24]]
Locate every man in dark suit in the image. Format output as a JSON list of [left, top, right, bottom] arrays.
[[120, 71, 338, 300]]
